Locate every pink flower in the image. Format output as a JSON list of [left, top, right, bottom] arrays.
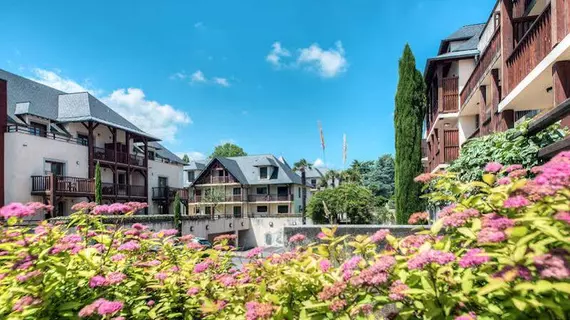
[[154, 272, 168, 282], [389, 280, 409, 301], [12, 296, 40, 312], [503, 196, 531, 208], [72, 202, 97, 212], [158, 229, 178, 237], [482, 213, 515, 230], [0, 203, 35, 219], [498, 177, 511, 185], [317, 232, 326, 239], [320, 259, 332, 272], [350, 304, 373, 316], [329, 299, 347, 312], [132, 223, 147, 230], [246, 247, 264, 258], [111, 254, 126, 262], [214, 234, 237, 242], [118, 240, 140, 251], [443, 209, 479, 228], [508, 169, 528, 179], [318, 282, 347, 300], [414, 173, 437, 183], [484, 162, 503, 173], [219, 275, 236, 287], [555, 212, 570, 224], [534, 250, 570, 280], [493, 265, 531, 281], [408, 250, 455, 270], [245, 301, 275, 320], [194, 261, 210, 273], [106, 272, 126, 285], [477, 228, 506, 244], [351, 256, 396, 286], [369, 229, 390, 243], [288, 234, 306, 243], [458, 249, 490, 268], [437, 204, 457, 218], [187, 242, 204, 250], [187, 287, 200, 296], [455, 313, 477, 320], [147, 300, 155, 307], [16, 270, 42, 282], [89, 275, 107, 288], [97, 300, 123, 316], [505, 164, 523, 173], [408, 212, 429, 225]]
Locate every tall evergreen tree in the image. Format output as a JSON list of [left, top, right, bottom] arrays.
[[95, 162, 102, 204], [173, 193, 182, 236], [394, 44, 426, 223]]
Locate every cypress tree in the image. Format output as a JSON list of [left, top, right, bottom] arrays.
[[394, 44, 426, 224], [173, 193, 182, 235], [95, 162, 102, 204]]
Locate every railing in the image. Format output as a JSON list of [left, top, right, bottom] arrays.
[[513, 15, 538, 45], [31, 175, 51, 193], [190, 194, 245, 203], [506, 4, 552, 94], [94, 147, 116, 162], [526, 98, 570, 158], [130, 185, 146, 197], [31, 175, 94, 195], [442, 77, 459, 112], [443, 129, 460, 163], [248, 194, 293, 202], [7, 125, 87, 146], [468, 127, 481, 140], [152, 187, 189, 201], [461, 27, 501, 105], [196, 176, 238, 184], [93, 147, 146, 167]]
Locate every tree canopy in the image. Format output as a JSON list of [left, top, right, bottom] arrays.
[[307, 183, 374, 224], [394, 44, 425, 224], [182, 154, 190, 163], [210, 143, 247, 158]]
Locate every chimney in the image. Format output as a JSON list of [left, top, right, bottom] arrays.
[[0, 79, 6, 206]]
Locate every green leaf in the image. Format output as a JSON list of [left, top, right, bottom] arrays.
[[482, 174, 496, 186], [457, 227, 476, 239], [421, 275, 435, 295], [431, 218, 444, 234], [512, 297, 527, 311], [478, 281, 506, 296], [553, 283, 570, 294]]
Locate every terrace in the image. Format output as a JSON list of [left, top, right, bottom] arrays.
[[31, 175, 146, 199]]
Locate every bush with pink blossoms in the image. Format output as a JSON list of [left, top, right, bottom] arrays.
[[0, 153, 570, 319]]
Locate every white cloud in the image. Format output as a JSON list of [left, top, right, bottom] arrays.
[[191, 70, 206, 83], [266, 41, 348, 78], [176, 151, 207, 161], [266, 42, 291, 67], [194, 22, 205, 29], [219, 139, 236, 145], [213, 77, 230, 87], [102, 89, 191, 142], [297, 41, 347, 78], [170, 72, 187, 80], [313, 158, 325, 168], [31, 68, 191, 143]]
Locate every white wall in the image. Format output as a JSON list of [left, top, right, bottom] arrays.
[[458, 115, 477, 146], [240, 217, 312, 248], [458, 59, 476, 94], [148, 160, 184, 213]]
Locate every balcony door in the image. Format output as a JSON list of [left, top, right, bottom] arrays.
[[118, 172, 127, 196], [158, 177, 168, 198], [45, 160, 65, 176]]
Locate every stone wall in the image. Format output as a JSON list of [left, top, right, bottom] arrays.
[[283, 225, 427, 248]]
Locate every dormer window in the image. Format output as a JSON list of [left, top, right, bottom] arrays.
[[260, 167, 268, 179], [148, 151, 155, 161]]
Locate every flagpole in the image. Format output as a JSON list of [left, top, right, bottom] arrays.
[[318, 121, 326, 169]]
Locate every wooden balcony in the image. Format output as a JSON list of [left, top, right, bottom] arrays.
[[94, 147, 145, 167], [427, 129, 459, 172], [248, 194, 293, 202], [461, 27, 501, 106], [442, 77, 459, 113], [31, 175, 146, 199], [505, 4, 552, 94], [152, 187, 189, 201], [527, 98, 570, 158], [195, 175, 238, 184], [190, 195, 245, 203]]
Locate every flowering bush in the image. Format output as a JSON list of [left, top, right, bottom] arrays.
[[1, 153, 570, 319]]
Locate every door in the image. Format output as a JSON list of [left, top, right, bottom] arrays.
[[158, 177, 168, 198], [118, 172, 127, 195], [233, 206, 242, 218], [277, 186, 288, 200]]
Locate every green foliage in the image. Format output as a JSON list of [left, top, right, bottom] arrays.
[[360, 154, 395, 199], [210, 143, 247, 158], [182, 154, 190, 163], [173, 192, 182, 235], [394, 44, 425, 223], [293, 159, 312, 171], [449, 121, 567, 181], [1, 152, 570, 319], [95, 162, 102, 204], [307, 183, 374, 224]]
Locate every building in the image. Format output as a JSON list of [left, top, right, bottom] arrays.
[[0, 69, 186, 219], [183, 160, 207, 188], [296, 166, 326, 190], [147, 142, 188, 214], [189, 155, 312, 217], [424, 0, 570, 172]]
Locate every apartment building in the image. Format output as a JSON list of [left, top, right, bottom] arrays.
[[425, 0, 570, 172], [295, 166, 328, 190], [183, 160, 207, 188], [189, 155, 312, 217], [0, 69, 186, 219]]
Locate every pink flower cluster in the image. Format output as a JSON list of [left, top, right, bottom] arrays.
[[16, 270, 42, 282], [399, 234, 433, 253], [503, 196, 531, 208], [318, 281, 347, 300], [534, 250, 570, 280], [71, 202, 97, 212], [89, 272, 127, 288], [533, 151, 570, 188], [437, 204, 457, 219], [408, 212, 428, 225], [505, 164, 523, 173], [414, 173, 437, 183], [194, 259, 213, 273], [442, 208, 479, 228], [329, 299, 347, 312], [497, 177, 512, 185], [493, 265, 531, 281], [245, 301, 275, 320], [351, 256, 396, 286], [482, 213, 515, 230], [508, 169, 528, 179], [246, 247, 264, 258], [458, 249, 490, 268], [555, 211, 570, 224], [79, 298, 123, 317], [319, 259, 332, 272], [118, 240, 140, 252], [12, 296, 41, 312], [92, 203, 132, 215], [214, 234, 237, 242], [484, 162, 503, 173], [369, 229, 390, 243], [407, 250, 455, 270], [455, 312, 477, 320], [341, 256, 362, 280], [1, 202, 52, 219], [477, 228, 506, 244], [350, 304, 373, 317], [288, 234, 306, 243], [389, 280, 409, 301], [187, 287, 200, 296]]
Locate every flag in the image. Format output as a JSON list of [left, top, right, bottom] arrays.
[[343, 134, 347, 167], [318, 121, 325, 151]]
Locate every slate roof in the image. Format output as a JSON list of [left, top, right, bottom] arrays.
[[0, 69, 157, 140], [444, 23, 486, 42], [193, 155, 304, 186], [297, 167, 326, 179], [184, 160, 207, 171], [146, 141, 186, 165]]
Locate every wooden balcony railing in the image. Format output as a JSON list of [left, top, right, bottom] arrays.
[[248, 194, 293, 202], [442, 77, 459, 112], [527, 98, 570, 158], [190, 194, 245, 203], [93, 147, 145, 167], [196, 176, 238, 184], [152, 187, 189, 201], [31, 175, 145, 198], [7, 125, 88, 146], [427, 129, 459, 172], [506, 4, 552, 94], [461, 27, 501, 105]]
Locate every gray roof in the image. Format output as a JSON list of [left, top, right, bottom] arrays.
[[147, 141, 186, 165], [184, 160, 207, 171], [445, 23, 485, 42], [194, 155, 304, 186], [297, 166, 326, 179], [0, 69, 158, 140]]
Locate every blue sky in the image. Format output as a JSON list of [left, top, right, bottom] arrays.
[[0, 0, 495, 168]]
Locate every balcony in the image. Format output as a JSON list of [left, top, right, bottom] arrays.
[[7, 125, 88, 146], [248, 194, 293, 202], [427, 129, 459, 172], [31, 175, 146, 199], [152, 187, 189, 201], [461, 27, 501, 107], [427, 77, 459, 134], [195, 175, 239, 185], [94, 147, 145, 167], [505, 4, 552, 95], [190, 195, 245, 203]]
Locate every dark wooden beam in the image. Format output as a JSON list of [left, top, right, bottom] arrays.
[[527, 98, 570, 135], [88, 122, 94, 178], [538, 136, 570, 158]]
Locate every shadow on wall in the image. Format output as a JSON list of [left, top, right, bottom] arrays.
[[239, 217, 311, 250]]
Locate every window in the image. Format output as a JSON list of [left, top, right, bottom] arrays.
[[187, 171, 195, 182], [30, 122, 47, 137], [256, 187, 267, 195], [44, 160, 65, 176], [148, 151, 155, 161], [277, 186, 288, 195], [257, 206, 268, 213], [278, 205, 288, 214], [298, 205, 302, 213], [205, 207, 212, 216], [233, 188, 241, 195], [298, 187, 301, 198], [77, 134, 89, 146], [260, 167, 268, 179], [233, 206, 242, 218], [311, 179, 317, 187]]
